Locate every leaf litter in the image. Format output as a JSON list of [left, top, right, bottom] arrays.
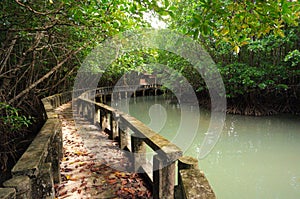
[[54, 103, 152, 198]]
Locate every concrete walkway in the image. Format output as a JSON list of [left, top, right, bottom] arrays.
[[54, 103, 152, 198]]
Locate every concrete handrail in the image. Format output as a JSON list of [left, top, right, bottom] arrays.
[[75, 85, 215, 199], [1, 92, 72, 199]]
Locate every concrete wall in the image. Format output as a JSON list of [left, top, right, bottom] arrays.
[[0, 92, 71, 199]]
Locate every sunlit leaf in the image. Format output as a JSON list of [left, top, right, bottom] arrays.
[[233, 45, 240, 54]]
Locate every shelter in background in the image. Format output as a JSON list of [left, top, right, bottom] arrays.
[[139, 73, 157, 85]]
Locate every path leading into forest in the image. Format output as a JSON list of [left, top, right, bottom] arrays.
[[54, 102, 152, 199]]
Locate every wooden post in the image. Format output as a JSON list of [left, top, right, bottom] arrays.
[[131, 134, 146, 172], [153, 154, 176, 199]]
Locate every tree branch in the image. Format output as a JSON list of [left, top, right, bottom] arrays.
[[14, 0, 64, 16], [0, 35, 18, 74], [8, 45, 86, 105]]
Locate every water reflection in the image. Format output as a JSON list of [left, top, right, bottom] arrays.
[[115, 95, 300, 199]]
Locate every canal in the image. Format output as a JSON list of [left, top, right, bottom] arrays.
[[111, 95, 300, 199]]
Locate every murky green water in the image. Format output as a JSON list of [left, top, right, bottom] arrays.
[[112, 95, 300, 199]]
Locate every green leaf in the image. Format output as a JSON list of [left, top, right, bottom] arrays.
[[164, 0, 170, 8], [258, 83, 267, 89], [233, 46, 240, 54], [221, 29, 229, 36]]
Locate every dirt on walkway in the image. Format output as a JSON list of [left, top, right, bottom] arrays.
[[54, 103, 152, 199]]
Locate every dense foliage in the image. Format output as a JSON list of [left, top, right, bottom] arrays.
[[158, 0, 300, 115], [0, 0, 299, 182], [0, 0, 147, 178]]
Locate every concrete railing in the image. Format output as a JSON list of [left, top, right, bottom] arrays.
[[75, 85, 216, 199], [0, 92, 71, 199], [0, 85, 216, 199], [177, 156, 216, 199]]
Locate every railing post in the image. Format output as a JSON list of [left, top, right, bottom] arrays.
[[83, 101, 87, 117], [110, 113, 119, 140], [99, 108, 105, 129], [76, 100, 82, 116], [52, 125, 63, 184], [59, 94, 62, 106], [118, 121, 130, 151], [177, 156, 199, 199], [94, 106, 100, 125], [99, 109, 108, 130], [131, 134, 146, 172], [105, 111, 110, 130], [56, 95, 60, 107], [178, 156, 216, 199], [80, 101, 83, 117], [153, 154, 176, 199], [87, 103, 92, 121], [61, 94, 65, 104]]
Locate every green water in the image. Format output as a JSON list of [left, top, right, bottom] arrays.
[[112, 95, 300, 199]]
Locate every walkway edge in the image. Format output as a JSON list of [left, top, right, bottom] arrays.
[[1, 92, 71, 199]]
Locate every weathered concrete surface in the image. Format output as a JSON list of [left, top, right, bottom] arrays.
[[179, 168, 216, 199], [7, 118, 61, 199], [153, 155, 176, 199], [11, 118, 61, 177], [178, 156, 199, 170], [37, 162, 55, 198], [120, 114, 183, 162], [0, 92, 71, 199], [0, 188, 16, 199], [3, 176, 31, 199]]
